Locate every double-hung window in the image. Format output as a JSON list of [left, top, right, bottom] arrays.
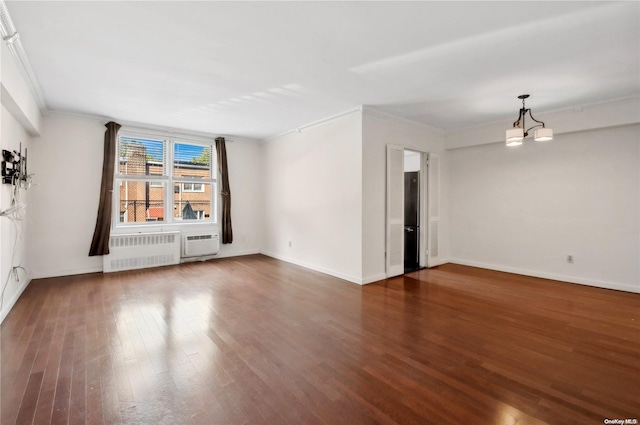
[[115, 131, 216, 225]]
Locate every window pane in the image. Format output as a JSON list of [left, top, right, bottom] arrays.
[[174, 182, 212, 221], [119, 137, 165, 176], [118, 180, 165, 223], [182, 182, 204, 192], [114, 133, 217, 227], [174, 143, 212, 179]]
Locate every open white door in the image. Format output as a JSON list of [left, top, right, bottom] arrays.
[[419, 152, 428, 268], [427, 152, 440, 267], [386, 145, 404, 277]]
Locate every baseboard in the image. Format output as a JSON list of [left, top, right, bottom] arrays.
[[0, 276, 31, 324], [449, 258, 640, 294], [216, 248, 261, 259], [181, 248, 261, 263], [361, 273, 388, 285], [33, 250, 263, 276], [261, 251, 364, 285], [32, 265, 103, 280]]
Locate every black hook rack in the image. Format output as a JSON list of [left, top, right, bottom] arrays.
[[2, 143, 27, 185]]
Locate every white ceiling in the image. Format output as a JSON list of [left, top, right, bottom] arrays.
[[6, 1, 640, 139]]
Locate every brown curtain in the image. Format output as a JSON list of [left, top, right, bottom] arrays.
[[89, 121, 121, 256], [215, 137, 233, 244]]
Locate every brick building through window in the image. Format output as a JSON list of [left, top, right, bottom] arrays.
[[117, 136, 215, 224]]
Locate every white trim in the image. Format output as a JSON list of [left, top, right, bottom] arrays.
[[46, 110, 259, 144], [31, 265, 103, 280], [0, 276, 30, 324], [0, 1, 47, 114], [361, 273, 388, 285], [362, 105, 446, 135], [426, 152, 440, 268], [115, 175, 170, 183], [212, 248, 261, 260], [181, 182, 205, 193], [449, 258, 640, 294], [261, 106, 362, 142], [386, 144, 405, 277], [261, 250, 365, 285]]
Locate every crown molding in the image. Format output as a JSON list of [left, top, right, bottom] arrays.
[[0, 0, 47, 114], [47, 109, 260, 144], [445, 96, 640, 150], [261, 106, 363, 143], [361, 105, 446, 135], [447, 94, 640, 135]]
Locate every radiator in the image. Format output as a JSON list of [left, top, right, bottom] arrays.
[[182, 232, 220, 258], [103, 231, 181, 273]]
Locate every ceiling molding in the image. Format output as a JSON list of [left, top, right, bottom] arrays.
[[445, 96, 640, 150], [47, 109, 260, 144], [261, 106, 363, 143], [446, 94, 640, 135], [0, 0, 47, 114], [361, 106, 446, 135]]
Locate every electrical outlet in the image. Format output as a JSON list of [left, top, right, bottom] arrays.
[[567, 255, 574, 264], [288, 241, 292, 248]]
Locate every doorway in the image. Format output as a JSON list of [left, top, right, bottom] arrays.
[[386, 146, 440, 278], [404, 151, 421, 272]]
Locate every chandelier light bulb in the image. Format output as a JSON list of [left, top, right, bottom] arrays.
[[534, 127, 553, 142], [506, 128, 524, 146]]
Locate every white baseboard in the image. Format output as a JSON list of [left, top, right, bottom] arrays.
[[261, 251, 364, 285], [0, 276, 31, 324], [449, 258, 640, 294], [216, 248, 261, 259], [361, 273, 388, 285], [33, 250, 263, 277], [181, 248, 261, 263], [32, 265, 103, 280]]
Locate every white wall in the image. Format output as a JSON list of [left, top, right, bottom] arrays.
[[216, 136, 263, 258], [361, 108, 448, 283], [1, 40, 40, 323], [27, 113, 105, 277], [261, 110, 363, 283], [1, 43, 41, 136], [448, 124, 640, 293], [27, 112, 264, 278], [0, 105, 33, 323]]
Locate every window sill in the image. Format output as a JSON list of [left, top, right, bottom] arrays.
[[111, 222, 218, 235]]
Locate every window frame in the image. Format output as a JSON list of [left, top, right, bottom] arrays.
[[113, 129, 217, 228], [182, 182, 205, 193]]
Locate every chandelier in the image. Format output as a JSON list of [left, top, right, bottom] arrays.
[[506, 95, 553, 146]]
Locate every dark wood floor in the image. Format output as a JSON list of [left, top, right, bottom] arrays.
[[1, 255, 639, 425]]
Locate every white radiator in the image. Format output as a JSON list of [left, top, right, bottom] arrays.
[[182, 232, 219, 258], [103, 231, 181, 273]]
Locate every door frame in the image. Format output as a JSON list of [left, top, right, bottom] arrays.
[[386, 146, 433, 277]]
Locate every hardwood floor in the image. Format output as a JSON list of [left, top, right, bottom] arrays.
[[1, 255, 639, 425]]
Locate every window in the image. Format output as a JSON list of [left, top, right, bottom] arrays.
[[182, 182, 204, 192], [115, 132, 216, 225], [149, 175, 163, 188]]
